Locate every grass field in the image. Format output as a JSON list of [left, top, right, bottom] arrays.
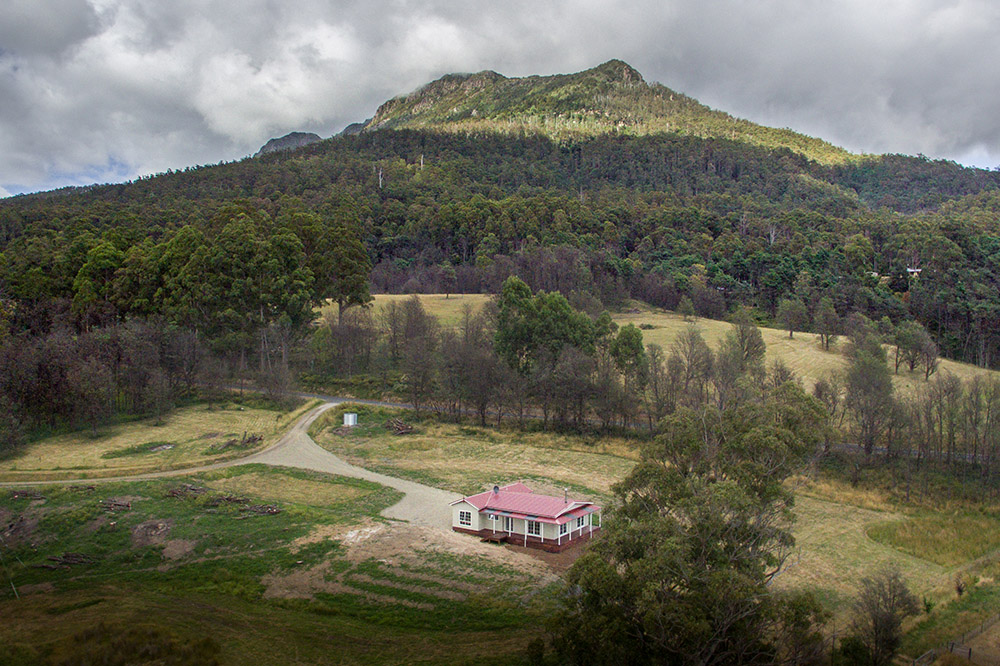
[[613, 303, 993, 396], [0, 398, 318, 482], [0, 464, 551, 665], [369, 294, 996, 395], [311, 403, 636, 500], [331, 293, 493, 328], [775, 495, 949, 620]]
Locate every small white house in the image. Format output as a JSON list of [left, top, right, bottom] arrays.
[[449, 482, 601, 552]]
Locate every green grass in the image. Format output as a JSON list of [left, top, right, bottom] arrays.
[[0, 464, 548, 664], [903, 575, 1000, 656]]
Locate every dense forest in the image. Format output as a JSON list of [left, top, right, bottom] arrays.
[[4, 127, 1000, 366]]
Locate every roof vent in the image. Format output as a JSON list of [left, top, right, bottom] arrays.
[[493, 485, 499, 494], [564, 488, 569, 503]]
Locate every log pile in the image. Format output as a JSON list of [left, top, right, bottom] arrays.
[[166, 484, 207, 498], [99, 498, 131, 512], [9, 491, 44, 500], [386, 418, 414, 435], [239, 504, 281, 516], [33, 552, 94, 569], [207, 495, 248, 507], [69, 485, 96, 492], [212, 431, 263, 452]]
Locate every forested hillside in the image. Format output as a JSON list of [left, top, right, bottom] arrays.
[[2, 59, 1000, 419]]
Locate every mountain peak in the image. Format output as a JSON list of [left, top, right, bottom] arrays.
[[587, 59, 644, 84], [363, 59, 848, 164]]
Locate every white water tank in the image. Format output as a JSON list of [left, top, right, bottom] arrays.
[[343, 413, 358, 427]]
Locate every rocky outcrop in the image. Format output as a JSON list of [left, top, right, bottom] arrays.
[[339, 119, 372, 136], [254, 132, 322, 157]]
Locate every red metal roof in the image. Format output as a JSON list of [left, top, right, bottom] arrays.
[[451, 482, 600, 521]]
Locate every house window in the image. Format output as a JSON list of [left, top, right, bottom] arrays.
[[489, 514, 498, 521], [576, 516, 586, 528], [527, 521, 541, 536], [559, 522, 568, 535], [459, 511, 472, 526]]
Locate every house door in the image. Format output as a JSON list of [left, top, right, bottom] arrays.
[[504, 516, 514, 533]]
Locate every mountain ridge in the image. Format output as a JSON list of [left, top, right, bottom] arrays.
[[361, 59, 850, 165]]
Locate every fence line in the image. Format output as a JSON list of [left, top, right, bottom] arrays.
[[911, 611, 1000, 665]]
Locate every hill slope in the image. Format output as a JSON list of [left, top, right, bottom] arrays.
[[364, 59, 850, 165]]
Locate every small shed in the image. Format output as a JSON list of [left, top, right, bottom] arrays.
[[343, 413, 358, 427]]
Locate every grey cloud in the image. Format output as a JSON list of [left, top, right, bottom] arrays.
[[0, 0, 100, 57], [3, 0, 1000, 195]]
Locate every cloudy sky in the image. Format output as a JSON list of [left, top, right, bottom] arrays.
[[2, 0, 999, 196]]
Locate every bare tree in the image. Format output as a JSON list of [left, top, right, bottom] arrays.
[[845, 350, 895, 456], [671, 325, 713, 408], [848, 565, 919, 666]]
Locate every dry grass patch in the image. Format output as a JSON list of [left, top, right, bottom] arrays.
[[0, 399, 316, 481], [613, 303, 996, 396], [314, 417, 635, 498], [866, 514, 1000, 568], [790, 475, 897, 513], [368, 293, 492, 327], [367, 295, 997, 396], [205, 472, 366, 507]]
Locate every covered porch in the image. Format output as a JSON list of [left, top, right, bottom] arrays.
[[472, 504, 602, 552]]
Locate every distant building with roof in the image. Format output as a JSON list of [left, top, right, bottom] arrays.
[[449, 482, 602, 552]]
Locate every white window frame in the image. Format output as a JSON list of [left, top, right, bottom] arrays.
[[459, 510, 472, 526], [527, 520, 541, 536], [576, 516, 586, 528], [559, 522, 568, 535]]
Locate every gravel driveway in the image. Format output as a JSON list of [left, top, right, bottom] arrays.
[[0, 402, 460, 531]]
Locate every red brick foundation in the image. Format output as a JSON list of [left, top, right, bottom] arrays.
[[452, 526, 601, 552]]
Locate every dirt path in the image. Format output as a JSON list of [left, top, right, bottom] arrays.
[[0, 402, 460, 531]]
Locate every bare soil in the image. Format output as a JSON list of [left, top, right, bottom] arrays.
[[131, 519, 172, 548], [508, 536, 598, 573], [161, 539, 196, 560], [16, 582, 55, 595], [1, 511, 39, 548]]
